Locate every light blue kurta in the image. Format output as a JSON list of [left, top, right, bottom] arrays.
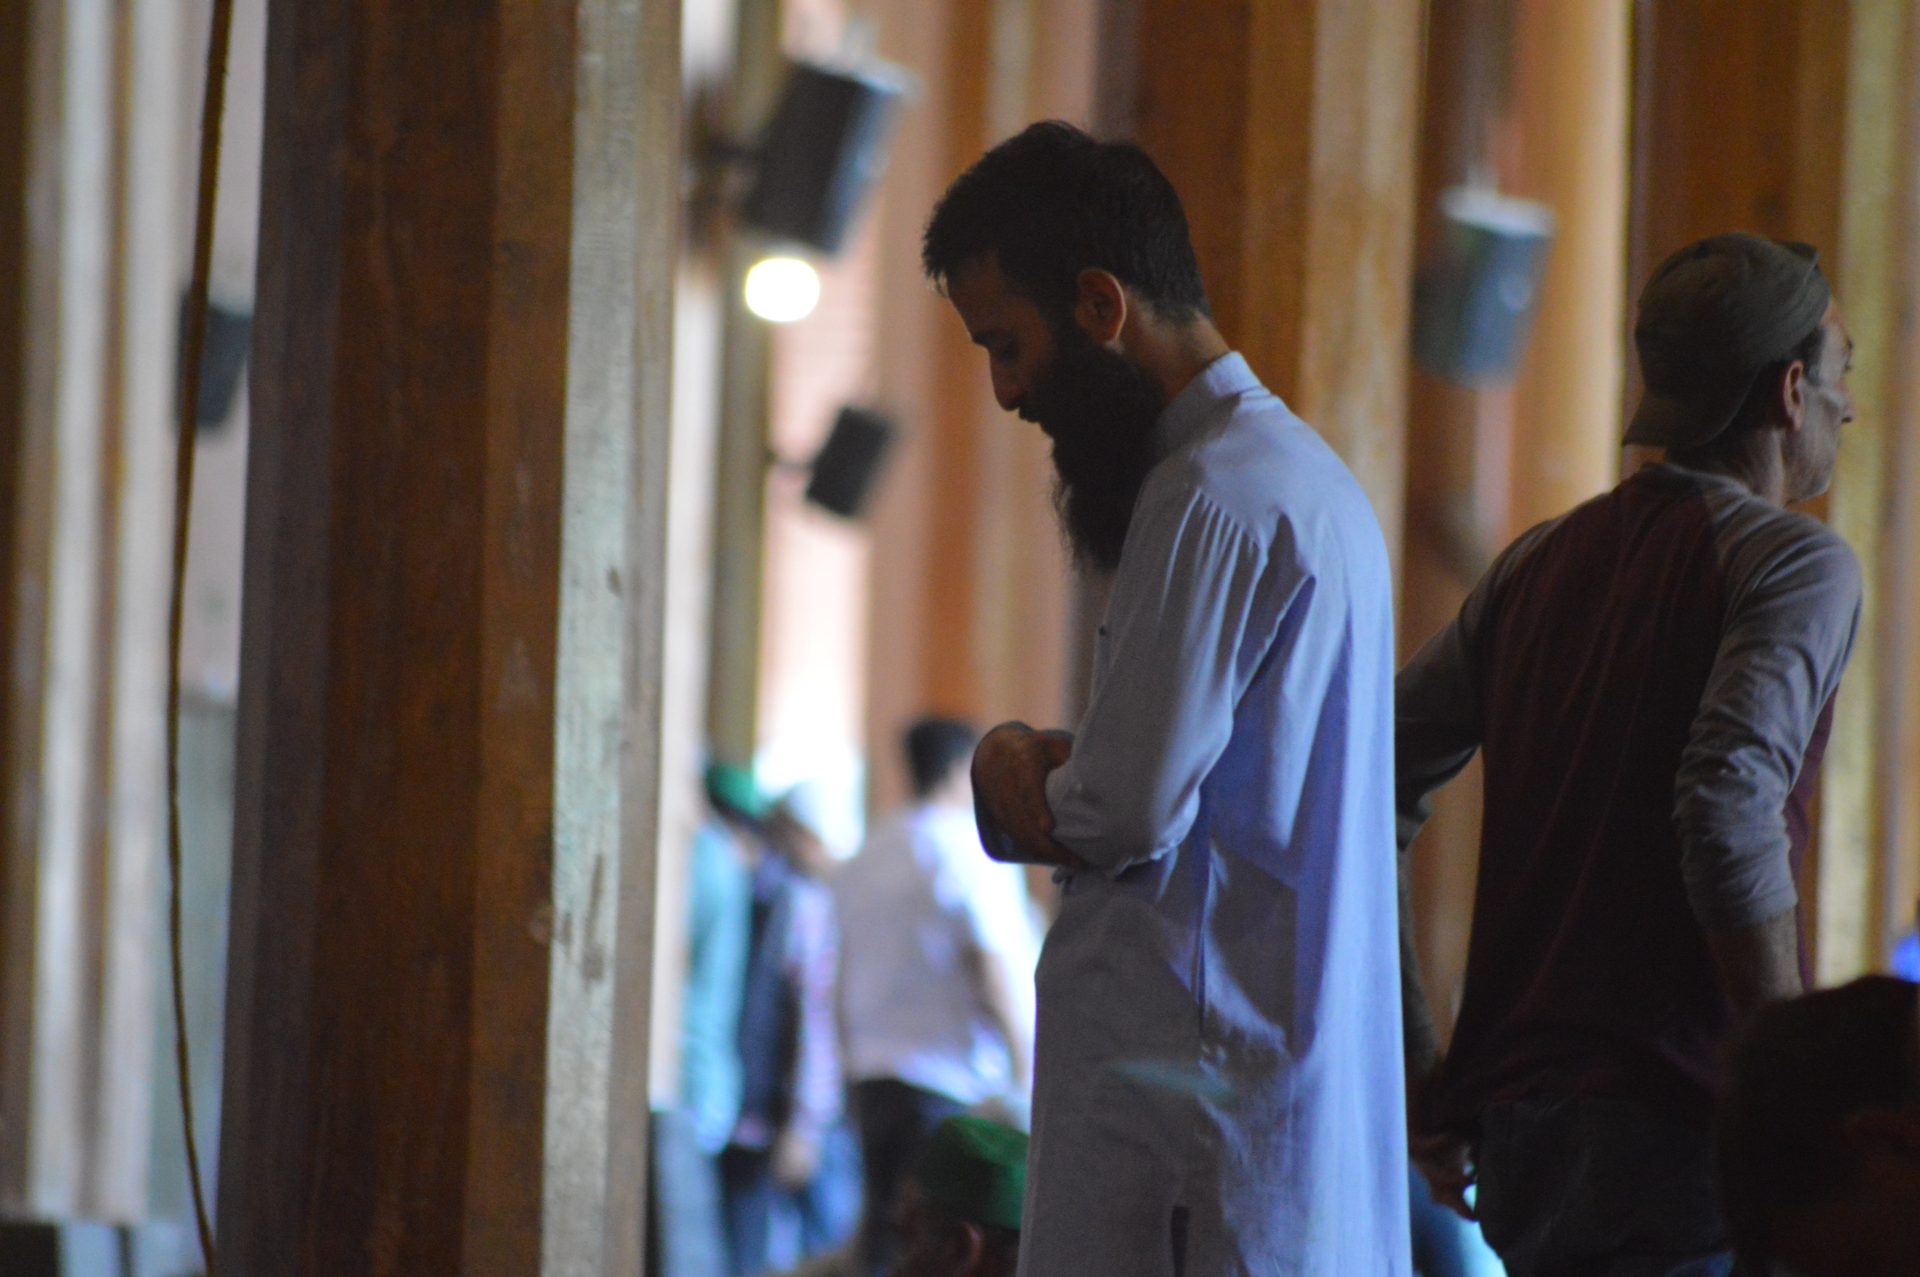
[[990, 354, 1409, 1275]]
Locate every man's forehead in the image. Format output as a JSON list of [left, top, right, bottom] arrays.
[[1822, 300, 1850, 346], [947, 255, 1037, 334]]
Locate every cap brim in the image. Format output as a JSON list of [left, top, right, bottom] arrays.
[[1624, 389, 1735, 450]]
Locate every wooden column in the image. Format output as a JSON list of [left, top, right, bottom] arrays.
[[704, 0, 780, 767], [1398, 0, 1513, 1040], [0, 0, 207, 1225], [94, 0, 186, 1219], [215, 1, 677, 1271], [1630, 0, 1920, 980], [862, 0, 1090, 813], [1505, 0, 1629, 532], [1132, 0, 1421, 569], [1829, 2, 1920, 979], [1885, 9, 1920, 969]]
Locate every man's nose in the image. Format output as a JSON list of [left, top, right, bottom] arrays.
[[991, 365, 1025, 414]]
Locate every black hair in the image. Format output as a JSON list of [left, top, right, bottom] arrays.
[[1670, 321, 1828, 469], [903, 716, 977, 799], [922, 120, 1210, 324], [1717, 975, 1920, 1265]]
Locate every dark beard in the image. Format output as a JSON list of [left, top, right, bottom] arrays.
[[1024, 325, 1166, 573]]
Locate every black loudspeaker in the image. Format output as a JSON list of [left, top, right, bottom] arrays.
[[743, 62, 905, 255], [1412, 187, 1554, 385], [804, 406, 896, 519], [177, 290, 254, 432]]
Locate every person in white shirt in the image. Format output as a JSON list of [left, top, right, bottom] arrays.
[[832, 717, 1039, 1277]]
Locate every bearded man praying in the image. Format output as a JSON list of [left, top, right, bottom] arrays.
[[922, 121, 1409, 1277]]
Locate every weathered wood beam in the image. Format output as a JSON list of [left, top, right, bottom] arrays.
[[215, 2, 676, 1271], [1132, 0, 1421, 574]]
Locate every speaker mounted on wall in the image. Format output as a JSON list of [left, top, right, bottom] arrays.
[[176, 290, 254, 432], [1412, 187, 1554, 386], [804, 406, 897, 520], [743, 62, 906, 256]]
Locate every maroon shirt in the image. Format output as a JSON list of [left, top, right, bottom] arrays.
[[1398, 465, 1861, 1130]]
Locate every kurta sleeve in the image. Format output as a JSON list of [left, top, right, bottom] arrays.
[[1042, 488, 1276, 877]]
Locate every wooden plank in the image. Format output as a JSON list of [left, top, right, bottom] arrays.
[[1505, 0, 1629, 531], [1884, 3, 1920, 967], [542, 0, 680, 1267], [704, 0, 781, 765], [0, 0, 43, 1214], [1133, 0, 1421, 575], [862, 0, 994, 813], [1820, 0, 1909, 980], [91, 0, 184, 1220], [0, 0, 117, 1217], [1397, 0, 1512, 1041], [216, 1, 675, 1270], [861, 0, 1094, 815]]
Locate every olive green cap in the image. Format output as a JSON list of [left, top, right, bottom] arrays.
[[1627, 232, 1830, 449]]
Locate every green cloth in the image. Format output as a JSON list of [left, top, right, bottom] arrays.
[[912, 1116, 1028, 1233], [704, 761, 767, 822]]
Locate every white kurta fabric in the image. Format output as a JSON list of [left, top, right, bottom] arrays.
[[987, 354, 1410, 1275], [832, 802, 1039, 1105]]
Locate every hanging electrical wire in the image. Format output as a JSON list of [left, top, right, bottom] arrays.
[[170, 1, 237, 1273]]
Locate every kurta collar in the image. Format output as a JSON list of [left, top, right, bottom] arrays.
[[1153, 352, 1261, 460]]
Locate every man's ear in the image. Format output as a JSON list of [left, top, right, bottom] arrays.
[[1779, 358, 1810, 434], [954, 1222, 987, 1276], [1072, 268, 1128, 346]]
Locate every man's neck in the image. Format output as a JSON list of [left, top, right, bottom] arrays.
[[1672, 445, 1792, 507], [1126, 316, 1231, 408]]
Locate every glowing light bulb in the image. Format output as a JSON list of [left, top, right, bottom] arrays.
[[743, 256, 821, 323]]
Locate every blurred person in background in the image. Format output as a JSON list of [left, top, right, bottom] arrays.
[[889, 1116, 1029, 1277], [648, 762, 757, 1277], [722, 782, 851, 1274], [832, 717, 1039, 1277], [1890, 893, 1919, 981], [774, 1115, 1030, 1277]]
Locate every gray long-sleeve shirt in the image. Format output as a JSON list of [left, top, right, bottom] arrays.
[[1397, 463, 1861, 1126]]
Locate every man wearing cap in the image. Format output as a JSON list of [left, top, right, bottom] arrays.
[[774, 1116, 1029, 1277], [890, 1117, 1029, 1277], [1396, 232, 1861, 1276]]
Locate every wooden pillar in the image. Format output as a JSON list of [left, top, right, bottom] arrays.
[[1132, 0, 1421, 569], [215, 1, 677, 1271], [1505, 0, 1629, 532], [0, 2, 28, 1194], [0, 0, 185, 1221], [94, 0, 186, 1219], [1829, 2, 1920, 979], [1630, 0, 1920, 980], [1886, 10, 1920, 970], [862, 0, 1090, 813], [1398, 0, 1513, 1040], [704, 0, 780, 767], [1400, 0, 1630, 1030]]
